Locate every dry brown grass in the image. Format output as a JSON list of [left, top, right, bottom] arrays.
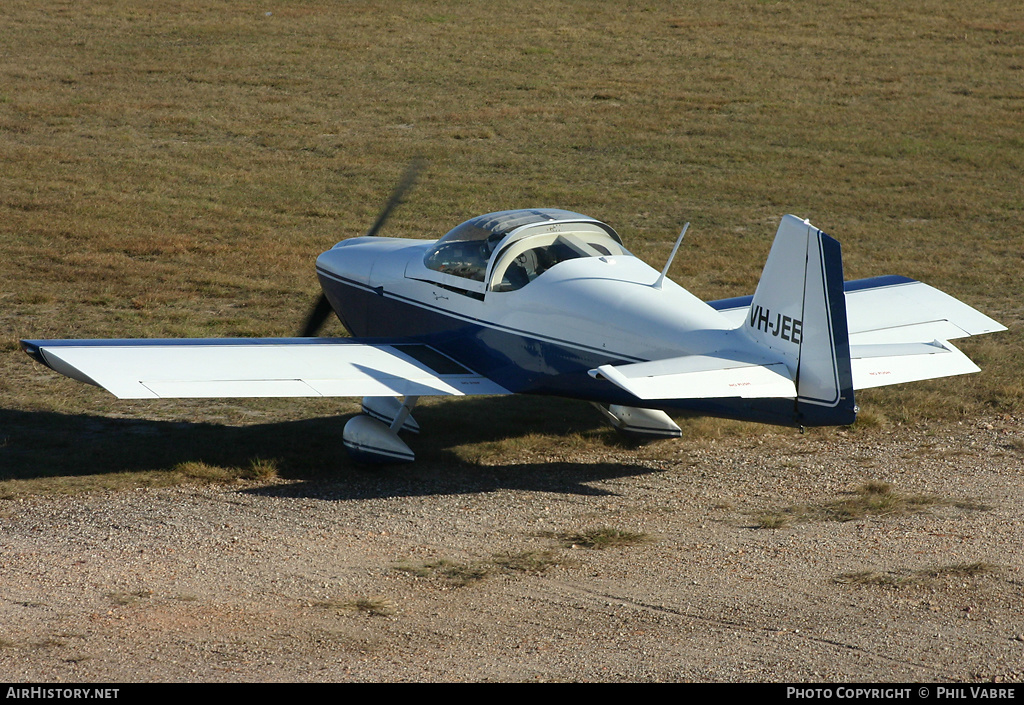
[[556, 527, 652, 549], [395, 549, 563, 587], [313, 596, 396, 617], [835, 562, 999, 589], [756, 481, 990, 528], [2, 1, 1020, 491]]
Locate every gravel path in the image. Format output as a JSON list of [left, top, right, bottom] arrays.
[[2, 416, 1022, 682]]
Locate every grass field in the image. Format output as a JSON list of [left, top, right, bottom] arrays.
[[2, 0, 1021, 490]]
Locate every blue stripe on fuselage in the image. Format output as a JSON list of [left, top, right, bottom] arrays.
[[319, 272, 836, 428], [319, 271, 632, 400]]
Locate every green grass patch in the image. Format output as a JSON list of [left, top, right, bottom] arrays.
[[756, 513, 794, 530], [491, 550, 563, 574], [0, 455, 283, 497], [313, 597, 395, 617], [105, 590, 153, 606], [394, 559, 493, 587], [169, 457, 280, 484]]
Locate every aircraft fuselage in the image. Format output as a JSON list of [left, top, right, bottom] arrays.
[[315, 235, 805, 426]]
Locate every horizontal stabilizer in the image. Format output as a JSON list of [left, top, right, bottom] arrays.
[[844, 277, 1006, 344], [850, 339, 980, 390], [712, 275, 1006, 345], [589, 352, 796, 401], [20, 338, 509, 399]]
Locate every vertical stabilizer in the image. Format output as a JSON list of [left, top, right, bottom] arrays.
[[744, 215, 856, 425]]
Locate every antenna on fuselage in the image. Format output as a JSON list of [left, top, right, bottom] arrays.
[[653, 222, 689, 290]]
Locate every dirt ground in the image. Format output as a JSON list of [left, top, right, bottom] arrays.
[[2, 415, 1022, 683]]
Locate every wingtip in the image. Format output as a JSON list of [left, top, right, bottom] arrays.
[[20, 339, 46, 365], [19, 340, 104, 388]]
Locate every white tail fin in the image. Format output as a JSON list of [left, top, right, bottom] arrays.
[[744, 215, 856, 425]]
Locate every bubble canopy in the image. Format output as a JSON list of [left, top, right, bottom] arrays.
[[422, 209, 626, 292]]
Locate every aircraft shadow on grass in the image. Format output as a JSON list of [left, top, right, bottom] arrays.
[[0, 396, 657, 500]]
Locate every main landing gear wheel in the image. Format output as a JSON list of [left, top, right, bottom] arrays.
[[592, 403, 682, 440], [342, 396, 420, 464]]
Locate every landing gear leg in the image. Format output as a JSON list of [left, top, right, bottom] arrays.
[[387, 395, 420, 433], [362, 395, 421, 433]]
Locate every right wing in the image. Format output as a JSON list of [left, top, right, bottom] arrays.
[[20, 338, 509, 399], [589, 350, 797, 401]]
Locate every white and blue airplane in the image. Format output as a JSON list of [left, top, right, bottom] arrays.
[[21, 171, 1005, 463]]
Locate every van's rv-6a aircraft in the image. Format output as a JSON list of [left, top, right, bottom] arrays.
[[22, 171, 1005, 463]]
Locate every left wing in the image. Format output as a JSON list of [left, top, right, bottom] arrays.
[[20, 338, 509, 399]]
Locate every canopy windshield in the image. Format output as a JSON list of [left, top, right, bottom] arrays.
[[423, 209, 615, 282]]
